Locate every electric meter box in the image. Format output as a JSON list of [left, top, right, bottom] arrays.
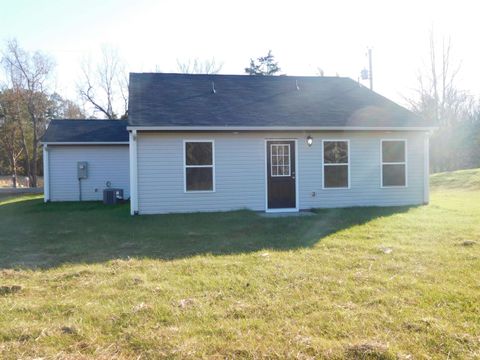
[[77, 162, 88, 179]]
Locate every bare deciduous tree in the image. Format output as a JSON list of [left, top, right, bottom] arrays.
[[0, 89, 25, 187], [1, 39, 55, 187], [78, 46, 128, 119], [176, 57, 223, 74], [405, 31, 471, 126], [405, 30, 477, 172]]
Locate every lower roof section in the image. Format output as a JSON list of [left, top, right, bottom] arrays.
[[42, 119, 129, 144]]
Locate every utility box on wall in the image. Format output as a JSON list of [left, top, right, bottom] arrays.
[[77, 162, 88, 179]]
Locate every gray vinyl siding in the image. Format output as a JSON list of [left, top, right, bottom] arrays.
[[48, 145, 129, 201], [136, 131, 427, 214]]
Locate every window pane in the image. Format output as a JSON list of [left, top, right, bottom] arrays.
[[382, 164, 406, 186], [186, 142, 212, 165], [324, 165, 348, 188], [272, 165, 278, 176], [272, 154, 278, 166], [382, 141, 405, 163], [324, 141, 348, 164], [186, 167, 213, 191]]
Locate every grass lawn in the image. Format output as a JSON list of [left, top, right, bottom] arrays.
[[0, 170, 479, 359]]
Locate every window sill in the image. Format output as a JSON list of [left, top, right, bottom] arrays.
[[322, 186, 351, 190], [184, 190, 216, 193]]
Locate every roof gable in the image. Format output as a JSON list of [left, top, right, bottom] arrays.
[[128, 73, 431, 128]]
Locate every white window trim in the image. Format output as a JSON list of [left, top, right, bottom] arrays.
[[270, 143, 291, 177], [183, 139, 216, 193], [380, 139, 408, 188], [321, 139, 351, 190]]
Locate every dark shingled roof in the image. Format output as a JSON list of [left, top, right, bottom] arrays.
[[42, 119, 129, 143], [128, 73, 431, 128]]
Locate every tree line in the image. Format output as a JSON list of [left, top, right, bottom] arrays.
[[0, 40, 84, 187], [0, 42, 132, 186], [405, 32, 480, 172], [1, 40, 479, 187]]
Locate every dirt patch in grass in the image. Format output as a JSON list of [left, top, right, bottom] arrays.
[[60, 326, 77, 335], [0, 285, 22, 295], [457, 240, 477, 247], [345, 341, 394, 359]]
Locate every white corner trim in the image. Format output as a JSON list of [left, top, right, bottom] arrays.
[[380, 139, 408, 188], [424, 134, 430, 204], [129, 130, 139, 215], [127, 125, 437, 132], [43, 145, 50, 202]]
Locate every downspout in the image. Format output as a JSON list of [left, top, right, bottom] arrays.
[[423, 132, 430, 205], [129, 130, 139, 215]]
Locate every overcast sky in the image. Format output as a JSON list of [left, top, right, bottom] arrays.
[[1, 0, 479, 106]]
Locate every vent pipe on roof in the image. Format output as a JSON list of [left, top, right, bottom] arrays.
[[211, 81, 216, 94], [295, 80, 300, 91]]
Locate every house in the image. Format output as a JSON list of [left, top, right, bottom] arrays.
[[42, 73, 434, 214]]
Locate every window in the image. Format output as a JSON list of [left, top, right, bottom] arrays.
[[270, 144, 291, 176], [323, 140, 349, 188], [184, 141, 214, 191], [381, 140, 407, 187]]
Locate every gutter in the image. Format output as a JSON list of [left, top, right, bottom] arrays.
[[126, 126, 437, 132], [40, 141, 129, 145]]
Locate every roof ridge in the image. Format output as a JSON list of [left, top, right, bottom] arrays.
[[129, 72, 350, 80]]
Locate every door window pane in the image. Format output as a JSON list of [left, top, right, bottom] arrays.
[[271, 144, 291, 177]]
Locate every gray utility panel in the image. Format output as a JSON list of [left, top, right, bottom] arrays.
[[77, 162, 88, 179]]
